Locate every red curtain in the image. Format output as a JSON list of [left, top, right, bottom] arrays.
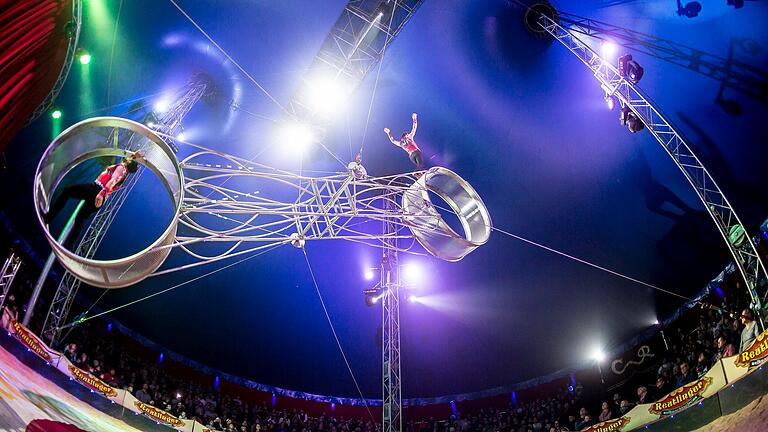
[[0, 0, 72, 152]]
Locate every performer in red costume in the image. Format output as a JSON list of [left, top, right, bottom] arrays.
[[384, 113, 424, 170], [43, 151, 143, 250]]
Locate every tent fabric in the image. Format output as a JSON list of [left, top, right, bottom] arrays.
[[0, 0, 72, 152]]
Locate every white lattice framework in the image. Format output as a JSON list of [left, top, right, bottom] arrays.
[[537, 12, 768, 319]]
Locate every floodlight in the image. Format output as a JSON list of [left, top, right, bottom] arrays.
[[364, 269, 375, 280], [601, 41, 617, 57], [277, 122, 314, 154], [402, 263, 424, 285], [51, 109, 62, 119], [604, 94, 617, 111], [591, 348, 606, 363], [302, 74, 352, 117], [154, 100, 170, 113], [177, 132, 186, 141]]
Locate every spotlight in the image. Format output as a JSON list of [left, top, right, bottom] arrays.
[[301, 74, 352, 117], [619, 107, 645, 133], [617, 54, 644, 84], [601, 41, 617, 58], [364, 269, 375, 281], [51, 109, 62, 119], [677, 1, 702, 18], [591, 348, 606, 363], [177, 132, 186, 141], [364, 287, 382, 307], [604, 94, 617, 111], [154, 100, 170, 113], [407, 295, 419, 303], [402, 263, 424, 285], [277, 122, 315, 154], [76, 48, 91, 65]]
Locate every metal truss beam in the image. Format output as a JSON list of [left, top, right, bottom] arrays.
[[41, 79, 208, 346], [0, 252, 22, 311], [381, 195, 402, 432], [290, 0, 425, 121], [537, 14, 768, 326], [26, 0, 83, 124], [556, 11, 768, 103]]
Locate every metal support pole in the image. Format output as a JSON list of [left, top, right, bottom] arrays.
[[382, 194, 402, 432], [0, 251, 22, 311]]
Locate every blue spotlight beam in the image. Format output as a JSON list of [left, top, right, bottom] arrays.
[[537, 13, 768, 328]]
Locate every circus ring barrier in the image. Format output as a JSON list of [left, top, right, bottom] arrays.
[[2, 306, 768, 432], [34, 117, 183, 289], [35, 117, 491, 289]]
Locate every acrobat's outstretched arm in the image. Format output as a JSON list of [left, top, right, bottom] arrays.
[[409, 113, 418, 137], [384, 127, 401, 146]]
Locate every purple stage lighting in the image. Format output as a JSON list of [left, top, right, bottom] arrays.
[[408, 295, 419, 303], [605, 95, 616, 111], [403, 263, 424, 285], [601, 41, 617, 57], [364, 269, 375, 280]]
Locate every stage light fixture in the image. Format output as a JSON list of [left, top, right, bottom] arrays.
[[364, 269, 375, 280], [601, 41, 617, 57], [51, 109, 62, 119], [617, 54, 644, 84], [154, 100, 170, 113], [591, 348, 606, 363], [278, 122, 315, 154], [604, 94, 617, 111], [619, 107, 645, 133], [363, 287, 382, 307], [407, 295, 418, 303], [302, 74, 352, 118], [76, 48, 91, 65], [677, 1, 702, 18], [177, 132, 186, 141]]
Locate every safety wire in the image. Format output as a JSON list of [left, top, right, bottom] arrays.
[[58, 242, 287, 331], [301, 248, 380, 431], [167, 0, 291, 117], [358, 2, 398, 159]]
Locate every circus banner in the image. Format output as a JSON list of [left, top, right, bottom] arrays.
[[580, 416, 631, 432], [6, 317, 61, 366], [733, 328, 768, 368], [648, 377, 712, 416]]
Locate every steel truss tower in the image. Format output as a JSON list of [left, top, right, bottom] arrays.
[[40, 78, 209, 346], [381, 194, 402, 432], [290, 0, 425, 122], [0, 251, 22, 311], [535, 11, 768, 325]]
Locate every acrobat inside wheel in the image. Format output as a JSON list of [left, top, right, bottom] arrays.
[[33, 117, 184, 288]]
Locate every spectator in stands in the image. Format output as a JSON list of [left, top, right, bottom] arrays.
[[136, 383, 151, 403], [618, 400, 633, 415], [653, 376, 674, 400], [598, 401, 613, 422], [677, 362, 697, 387], [64, 343, 78, 363], [636, 386, 650, 405], [739, 309, 760, 352], [714, 335, 736, 361]]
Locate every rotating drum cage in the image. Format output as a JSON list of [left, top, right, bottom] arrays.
[[401, 167, 492, 261], [34, 117, 184, 288]]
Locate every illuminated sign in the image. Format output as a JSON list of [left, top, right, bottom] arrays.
[[134, 400, 185, 428], [580, 416, 630, 432], [68, 365, 118, 397], [649, 377, 711, 416], [734, 329, 768, 368]]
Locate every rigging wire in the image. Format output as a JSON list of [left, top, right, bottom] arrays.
[[301, 248, 379, 430], [57, 242, 286, 331], [167, 0, 291, 117], [358, 3, 398, 159], [490, 226, 694, 301]]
